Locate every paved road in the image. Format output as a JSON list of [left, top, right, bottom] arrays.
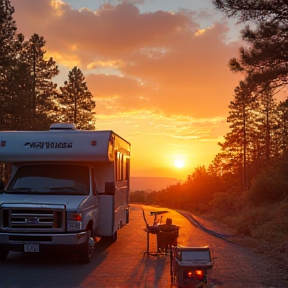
[[0, 204, 287, 288]]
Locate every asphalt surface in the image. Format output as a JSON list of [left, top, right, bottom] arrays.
[[0, 204, 287, 288]]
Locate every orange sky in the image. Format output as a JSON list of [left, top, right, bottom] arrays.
[[11, 0, 245, 180]]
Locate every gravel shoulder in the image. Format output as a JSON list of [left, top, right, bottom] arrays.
[[183, 211, 288, 287]]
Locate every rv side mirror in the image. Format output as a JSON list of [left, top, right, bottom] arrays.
[[0, 179, 5, 191], [105, 182, 115, 195]]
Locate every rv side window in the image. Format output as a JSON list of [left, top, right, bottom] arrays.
[[115, 152, 129, 181], [122, 155, 129, 181], [125, 157, 130, 180], [116, 152, 122, 181], [122, 156, 126, 180]]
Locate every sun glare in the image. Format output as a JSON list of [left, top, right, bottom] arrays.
[[174, 158, 185, 169]]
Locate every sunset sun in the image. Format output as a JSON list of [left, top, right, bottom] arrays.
[[174, 158, 185, 169]]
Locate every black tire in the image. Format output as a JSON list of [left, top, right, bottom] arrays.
[[78, 230, 95, 264], [0, 247, 9, 260]]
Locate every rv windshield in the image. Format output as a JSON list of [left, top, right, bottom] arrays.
[[6, 164, 90, 195]]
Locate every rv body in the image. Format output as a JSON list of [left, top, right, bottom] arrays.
[[0, 123, 131, 263]]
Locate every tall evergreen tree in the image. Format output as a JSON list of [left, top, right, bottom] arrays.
[[214, 0, 288, 89], [20, 33, 59, 130], [208, 153, 224, 178], [0, 0, 17, 130], [0, 0, 16, 69], [3, 33, 39, 131], [219, 81, 257, 189], [213, 0, 288, 189], [276, 99, 288, 154], [59, 67, 96, 130], [255, 84, 279, 163]]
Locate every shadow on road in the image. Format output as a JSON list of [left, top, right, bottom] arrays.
[[1, 237, 114, 266], [0, 238, 117, 288]]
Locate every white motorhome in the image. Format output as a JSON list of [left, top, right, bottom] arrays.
[[0, 123, 131, 263]]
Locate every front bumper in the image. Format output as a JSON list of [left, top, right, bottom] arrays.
[[0, 231, 88, 253]]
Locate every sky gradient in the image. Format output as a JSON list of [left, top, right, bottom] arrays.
[[10, 0, 245, 180]]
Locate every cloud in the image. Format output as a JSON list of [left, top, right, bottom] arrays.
[[12, 1, 190, 58], [11, 0, 243, 119]]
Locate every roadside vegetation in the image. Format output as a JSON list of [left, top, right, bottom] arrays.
[[130, 163, 288, 259]]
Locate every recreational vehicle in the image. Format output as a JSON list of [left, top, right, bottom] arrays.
[[0, 123, 131, 263]]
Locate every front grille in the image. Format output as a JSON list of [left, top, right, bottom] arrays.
[[0, 204, 66, 233], [8, 209, 62, 229]]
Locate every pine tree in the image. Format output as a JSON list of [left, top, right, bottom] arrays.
[[0, 0, 17, 130], [276, 99, 288, 154], [0, 0, 16, 69], [255, 84, 279, 163], [214, 0, 288, 89], [218, 81, 258, 189], [2, 33, 37, 130], [59, 67, 96, 130], [213, 0, 288, 188], [208, 153, 224, 178], [20, 34, 59, 130]]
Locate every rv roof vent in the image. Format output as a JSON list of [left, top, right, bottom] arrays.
[[49, 123, 76, 130]]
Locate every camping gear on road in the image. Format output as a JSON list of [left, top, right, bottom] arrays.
[[142, 208, 180, 255], [170, 246, 214, 288]]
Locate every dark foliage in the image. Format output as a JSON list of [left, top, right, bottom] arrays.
[[58, 66, 96, 130], [0, 2, 96, 131], [214, 0, 288, 89]]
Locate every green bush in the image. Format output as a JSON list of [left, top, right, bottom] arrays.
[[248, 168, 288, 205], [209, 191, 241, 220], [251, 199, 288, 245]]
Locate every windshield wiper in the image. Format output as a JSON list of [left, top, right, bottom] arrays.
[[7, 188, 39, 194], [49, 187, 87, 195], [50, 187, 83, 192]]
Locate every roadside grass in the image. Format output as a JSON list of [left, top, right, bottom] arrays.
[[209, 195, 288, 268], [223, 198, 288, 242]]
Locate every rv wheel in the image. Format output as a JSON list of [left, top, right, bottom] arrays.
[[78, 230, 95, 264], [0, 246, 9, 260]]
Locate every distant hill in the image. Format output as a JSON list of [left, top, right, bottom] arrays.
[[130, 177, 181, 192]]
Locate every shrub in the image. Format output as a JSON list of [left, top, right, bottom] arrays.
[[209, 191, 241, 220], [248, 167, 288, 205]]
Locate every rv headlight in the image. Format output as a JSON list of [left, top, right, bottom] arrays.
[[67, 212, 82, 231]]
